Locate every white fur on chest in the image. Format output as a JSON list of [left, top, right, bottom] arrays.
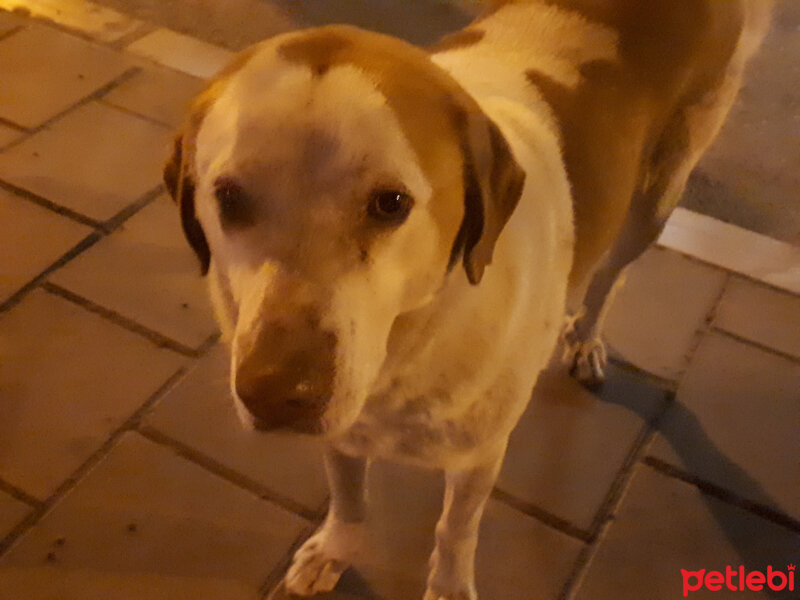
[[334, 98, 574, 470]]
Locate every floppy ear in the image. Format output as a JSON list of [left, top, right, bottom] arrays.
[[451, 107, 525, 285], [164, 134, 210, 275]]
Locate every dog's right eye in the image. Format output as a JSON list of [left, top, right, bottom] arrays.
[[214, 177, 254, 227]]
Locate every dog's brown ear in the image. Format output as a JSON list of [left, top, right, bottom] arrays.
[[451, 107, 525, 285], [164, 134, 210, 276]]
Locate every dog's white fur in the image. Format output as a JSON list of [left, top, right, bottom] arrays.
[[165, 2, 770, 598]]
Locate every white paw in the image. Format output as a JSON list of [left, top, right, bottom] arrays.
[[424, 546, 478, 600], [561, 314, 607, 389], [283, 518, 365, 597], [422, 589, 477, 600]]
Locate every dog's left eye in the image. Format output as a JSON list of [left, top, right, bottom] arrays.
[[214, 177, 253, 227], [368, 190, 413, 224]]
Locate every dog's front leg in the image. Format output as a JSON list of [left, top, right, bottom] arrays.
[[425, 452, 504, 600], [284, 446, 367, 596]]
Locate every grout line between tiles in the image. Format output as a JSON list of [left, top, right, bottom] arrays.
[[678, 271, 732, 375], [0, 367, 188, 557], [136, 425, 322, 523], [642, 456, 800, 534], [0, 66, 142, 152], [97, 97, 177, 129], [258, 524, 320, 599], [710, 326, 800, 365], [490, 487, 592, 543], [587, 391, 674, 539], [0, 23, 23, 43], [0, 185, 162, 315], [42, 282, 201, 357], [0, 478, 41, 509], [100, 183, 164, 232], [0, 231, 103, 313], [0, 179, 102, 229], [558, 389, 674, 600]]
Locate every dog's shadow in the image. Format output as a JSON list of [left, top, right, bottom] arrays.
[[593, 360, 800, 599], [268, 360, 799, 600]]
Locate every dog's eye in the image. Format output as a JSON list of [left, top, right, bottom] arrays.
[[368, 190, 413, 224], [214, 177, 253, 227]]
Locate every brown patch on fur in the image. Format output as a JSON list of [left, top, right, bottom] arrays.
[[279, 25, 523, 284], [278, 31, 351, 76], [163, 44, 263, 274], [430, 28, 485, 53], [522, 0, 747, 288]]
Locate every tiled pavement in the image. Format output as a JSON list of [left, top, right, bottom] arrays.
[[0, 4, 798, 600]]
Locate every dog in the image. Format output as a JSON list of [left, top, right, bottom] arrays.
[[163, 1, 771, 598]]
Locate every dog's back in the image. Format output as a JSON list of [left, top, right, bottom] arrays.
[[435, 0, 772, 291]]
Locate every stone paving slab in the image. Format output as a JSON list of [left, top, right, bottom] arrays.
[[713, 277, 800, 360], [0, 123, 22, 148], [0, 0, 143, 43], [0, 101, 169, 222], [0, 432, 309, 600], [0, 289, 185, 500], [290, 460, 582, 600], [103, 65, 205, 127], [659, 208, 800, 296], [575, 465, 800, 600], [0, 491, 30, 540], [497, 362, 668, 532], [50, 195, 217, 350], [651, 331, 800, 521], [0, 24, 132, 128], [126, 28, 233, 78], [603, 247, 727, 381], [145, 344, 328, 513], [0, 188, 92, 303]]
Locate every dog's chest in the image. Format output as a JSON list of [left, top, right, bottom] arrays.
[[335, 396, 479, 466], [333, 368, 517, 468]]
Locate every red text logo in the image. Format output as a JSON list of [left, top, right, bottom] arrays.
[[681, 564, 795, 596]]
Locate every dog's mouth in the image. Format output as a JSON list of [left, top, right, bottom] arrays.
[[235, 393, 330, 435]]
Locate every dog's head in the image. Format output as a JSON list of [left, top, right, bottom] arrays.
[[165, 25, 524, 436]]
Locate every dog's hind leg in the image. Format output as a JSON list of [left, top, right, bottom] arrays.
[[424, 451, 505, 600], [284, 447, 367, 596], [564, 68, 750, 388]]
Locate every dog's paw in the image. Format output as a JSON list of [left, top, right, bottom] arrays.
[[283, 519, 365, 597], [561, 314, 607, 390], [424, 547, 478, 600]]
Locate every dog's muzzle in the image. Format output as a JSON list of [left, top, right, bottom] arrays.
[[234, 315, 337, 434]]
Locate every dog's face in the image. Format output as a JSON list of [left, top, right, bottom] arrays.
[[165, 26, 524, 437]]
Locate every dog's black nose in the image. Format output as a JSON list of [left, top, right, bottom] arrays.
[[234, 327, 336, 433]]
